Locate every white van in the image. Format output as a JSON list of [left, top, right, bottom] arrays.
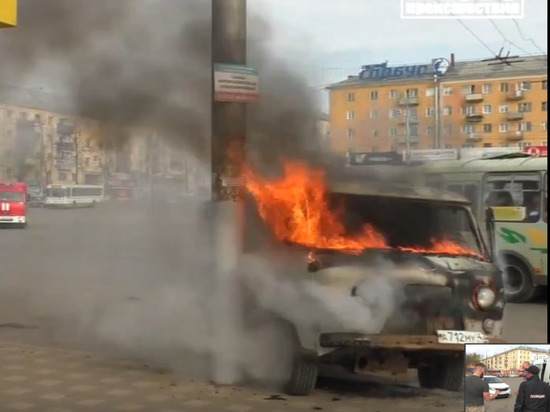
[[534, 360, 550, 384]]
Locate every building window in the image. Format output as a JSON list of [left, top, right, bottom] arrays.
[[482, 104, 492, 114], [426, 107, 436, 117], [58, 172, 67, 181], [542, 101, 547, 112], [484, 143, 493, 148], [425, 88, 435, 97], [390, 127, 398, 137], [483, 124, 493, 133], [389, 109, 401, 118], [443, 106, 452, 116], [499, 123, 509, 132], [347, 128, 355, 139], [519, 122, 532, 132], [445, 144, 453, 149], [347, 93, 355, 102], [465, 105, 476, 115], [410, 126, 419, 136], [406, 89, 418, 97], [372, 130, 379, 137], [370, 91, 378, 100], [443, 124, 453, 136], [462, 124, 475, 134], [482, 84, 493, 94], [518, 142, 532, 149], [543, 80, 548, 90], [389, 90, 399, 99], [499, 104, 509, 113], [346, 110, 355, 120], [500, 83, 510, 92], [426, 126, 435, 135], [542, 121, 547, 132], [462, 85, 475, 95], [542, 141, 547, 146], [518, 81, 532, 91], [442, 87, 453, 96], [370, 109, 378, 118], [518, 102, 532, 112]]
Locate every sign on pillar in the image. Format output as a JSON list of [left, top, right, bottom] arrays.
[[0, 0, 18, 28]]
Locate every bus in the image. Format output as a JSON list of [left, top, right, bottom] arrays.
[[0, 182, 27, 228], [419, 155, 547, 303], [43, 184, 105, 208]]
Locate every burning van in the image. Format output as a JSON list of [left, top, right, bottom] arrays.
[[242, 163, 505, 396]]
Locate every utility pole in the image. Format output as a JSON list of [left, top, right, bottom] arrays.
[[210, 0, 247, 385], [404, 93, 411, 163]]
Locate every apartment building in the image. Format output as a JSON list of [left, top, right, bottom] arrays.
[[327, 54, 547, 157], [0, 86, 205, 195], [483, 346, 550, 373]]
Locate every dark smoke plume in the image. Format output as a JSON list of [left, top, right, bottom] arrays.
[[0, 0, 321, 167]]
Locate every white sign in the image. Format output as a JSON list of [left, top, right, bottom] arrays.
[[401, 0, 524, 19], [214, 64, 259, 103], [433, 58, 450, 77], [460, 148, 522, 160], [220, 176, 244, 187], [407, 149, 458, 161]]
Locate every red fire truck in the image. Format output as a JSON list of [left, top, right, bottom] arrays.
[[0, 182, 28, 228]]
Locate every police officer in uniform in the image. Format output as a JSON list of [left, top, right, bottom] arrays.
[[514, 365, 550, 412]]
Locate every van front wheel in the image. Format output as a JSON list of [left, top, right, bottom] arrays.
[[287, 351, 318, 396]]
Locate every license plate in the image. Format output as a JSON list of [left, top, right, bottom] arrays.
[[437, 330, 488, 344]]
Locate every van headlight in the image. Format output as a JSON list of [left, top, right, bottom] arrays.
[[473, 285, 496, 310]]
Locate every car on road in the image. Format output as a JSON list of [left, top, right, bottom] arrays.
[[244, 175, 506, 396], [483, 375, 511, 398]]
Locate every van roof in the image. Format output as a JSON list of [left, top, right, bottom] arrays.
[[329, 181, 469, 204]]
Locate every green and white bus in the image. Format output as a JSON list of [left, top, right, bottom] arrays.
[[420, 156, 547, 303], [43, 184, 105, 208]]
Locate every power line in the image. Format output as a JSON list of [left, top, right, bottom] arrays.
[[488, 19, 532, 56], [512, 19, 547, 57]]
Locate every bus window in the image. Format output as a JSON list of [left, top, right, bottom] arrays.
[[426, 174, 444, 190], [484, 173, 541, 222]]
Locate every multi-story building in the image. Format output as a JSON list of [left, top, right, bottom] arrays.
[[327, 54, 547, 158], [483, 346, 550, 373], [0, 86, 207, 196]]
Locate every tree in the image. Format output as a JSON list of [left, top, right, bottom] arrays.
[[466, 352, 482, 365]]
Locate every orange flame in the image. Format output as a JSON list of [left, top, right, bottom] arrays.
[[244, 161, 483, 258]]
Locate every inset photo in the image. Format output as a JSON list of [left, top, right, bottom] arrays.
[[465, 344, 550, 412]]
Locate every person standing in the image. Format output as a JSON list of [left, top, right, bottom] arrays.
[[516, 362, 532, 396], [465, 363, 500, 412], [514, 365, 550, 412]]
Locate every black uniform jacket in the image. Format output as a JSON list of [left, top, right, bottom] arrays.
[[514, 375, 550, 412]]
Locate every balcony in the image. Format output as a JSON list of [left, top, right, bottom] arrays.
[[57, 121, 76, 136], [505, 131, 524, 141], [506, 90, 525, 101], [397, 115, 420, 125], [466, 133, 482, 142], [398, 96, 419, 106], [56, 142, 75, 151], [465, 113, 484, 122], [397, 136, 420, 144], [464, 93, 484, 103], [56, 159, 76, 171], [506, 112, 524, 121]]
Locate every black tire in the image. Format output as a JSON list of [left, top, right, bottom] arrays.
[[436, 354, 464, 392], [501, 255, 536, 303], [418, 365, 438, 389], [287, 351, 318, 396]]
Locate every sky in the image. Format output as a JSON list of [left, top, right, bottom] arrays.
[[250, 0, 548, 100], [467, 345, 550, 359]]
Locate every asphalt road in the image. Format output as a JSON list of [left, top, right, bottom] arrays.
[[0, 201, 546, 411], [485, 377, 522, 412]]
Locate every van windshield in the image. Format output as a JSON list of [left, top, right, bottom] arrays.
[[329, 194, 485, 257]]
